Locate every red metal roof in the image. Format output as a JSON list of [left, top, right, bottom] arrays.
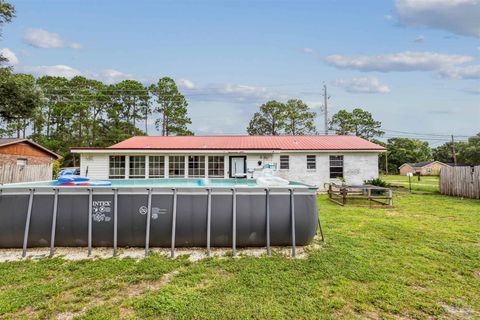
[[88, 135, 385, 151]]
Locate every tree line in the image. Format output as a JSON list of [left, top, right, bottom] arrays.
[[0, 73, 192, 166], [326, 108, 480, 171]]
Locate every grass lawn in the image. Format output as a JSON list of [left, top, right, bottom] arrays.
[[1, 194, 479, 319], [382, 175, 440, 193]]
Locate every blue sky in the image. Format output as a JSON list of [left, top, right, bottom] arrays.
[[1, 0, 479, 145]]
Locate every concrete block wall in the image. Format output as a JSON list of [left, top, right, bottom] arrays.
[[79, 151, 380, 189]]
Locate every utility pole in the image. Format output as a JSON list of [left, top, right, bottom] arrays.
[[451, 135, 457, 166], [321, 85, 330, 135]]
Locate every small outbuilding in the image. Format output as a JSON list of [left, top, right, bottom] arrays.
[[399, 161, 450, 176], [0, 138, 61, 183], [0, 138, 60, 166]]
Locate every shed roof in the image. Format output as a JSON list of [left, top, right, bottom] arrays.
[[0, 138, 61, 159], [73, 135, 386, 152]]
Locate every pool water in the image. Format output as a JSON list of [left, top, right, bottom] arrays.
[[3, 178, 313, 189]]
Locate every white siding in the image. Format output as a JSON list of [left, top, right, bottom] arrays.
[[80, 154, 109, 179]]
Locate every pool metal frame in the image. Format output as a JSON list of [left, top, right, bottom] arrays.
[[2, 185, 324, 259]]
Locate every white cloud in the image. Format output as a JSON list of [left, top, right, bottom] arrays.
[[179, 80, 277, 103], [19, 64, 144, 83], [383, 14, 393, 21], [302, 47, 314, 54], [0, 48, 18, 65], [178, 79, 196, 89], [219, 83, 270, 99], [396, 0, 480, 38], [334, 77, 391, 94], [439, 65, 480, 79], [98, 69, 134, 84], [324, 51, 473, 72], [22, 65, 83, 78], [414, 35, 425, 43], [23, 28, 81, 49]]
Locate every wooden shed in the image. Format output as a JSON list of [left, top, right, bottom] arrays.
[[0, 139, 61, 183]]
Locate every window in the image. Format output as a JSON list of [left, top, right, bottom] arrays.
[[307, 155, 316, 170], [188, 156, 205, 177], [169, 156, 185, 177], [129, 156, 146, 178], [109, 156, 126, 179], [329, 155, 344, 179], [149, 156, 165, 178], [16, 158, 27, 166], [208, 156, 225, 178], [280, 155, 289, 170]]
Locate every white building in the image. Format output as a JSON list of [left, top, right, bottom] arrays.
[[71, 135, 385, 188]]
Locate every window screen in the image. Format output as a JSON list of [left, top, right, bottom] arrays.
[[129, 156, 146, 179], [188, 156, 205, 177], [208, 156, 224, 178], [169, 156, 185, 177], [329, 155, 344, 179], [149, 156, 165, 178], [307, 155, 316, 170], [109, 156, 126, 179], [280, 155, 289, 170]]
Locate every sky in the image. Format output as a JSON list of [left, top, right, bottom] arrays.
[[1, 0, 479, 146]]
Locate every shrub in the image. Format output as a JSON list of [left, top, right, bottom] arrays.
[[52, 160, 62, 179], [364, 178, 390, 188]]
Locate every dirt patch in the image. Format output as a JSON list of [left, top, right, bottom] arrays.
[[439, 302, 477, 319], [196, 267, 232, 290], [122, 269, 180, 299], [53, 268, 181, 320]]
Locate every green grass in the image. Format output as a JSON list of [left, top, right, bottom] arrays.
[[382, 175, 440, 193], [1, 194, 479, 319]]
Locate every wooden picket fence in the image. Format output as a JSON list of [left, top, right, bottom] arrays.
[[440, 166, 480, 199], [0, 164, 53, 184]]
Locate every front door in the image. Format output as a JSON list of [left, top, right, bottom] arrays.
[[229, 156, 246, 178]]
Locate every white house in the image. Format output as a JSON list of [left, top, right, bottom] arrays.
[[71, 135, 385, 188]]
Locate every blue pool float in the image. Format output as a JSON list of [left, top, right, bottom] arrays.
[[58, 175, 111, 186]]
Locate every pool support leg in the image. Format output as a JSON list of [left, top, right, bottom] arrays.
[[170, 188, 177, 258], [265, 188, 271, 256], [49, 188, 59, 257], [206, 188, 212, 257], [318, 212, 325, 242], [113, 188, 118, 256], [290, 189, 296, 257], [145, 188, 152, 257], [22, 188, 35, 258], [232, 188, 237, 257], [87, 188, 93, 256]]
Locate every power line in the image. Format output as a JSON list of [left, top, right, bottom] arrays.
[[382, 129, 472, 138]]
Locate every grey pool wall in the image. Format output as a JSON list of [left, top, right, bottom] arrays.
[[0, 185, 321, 257]]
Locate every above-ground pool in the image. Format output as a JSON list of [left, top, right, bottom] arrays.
[[0, 179, 322, 257]]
